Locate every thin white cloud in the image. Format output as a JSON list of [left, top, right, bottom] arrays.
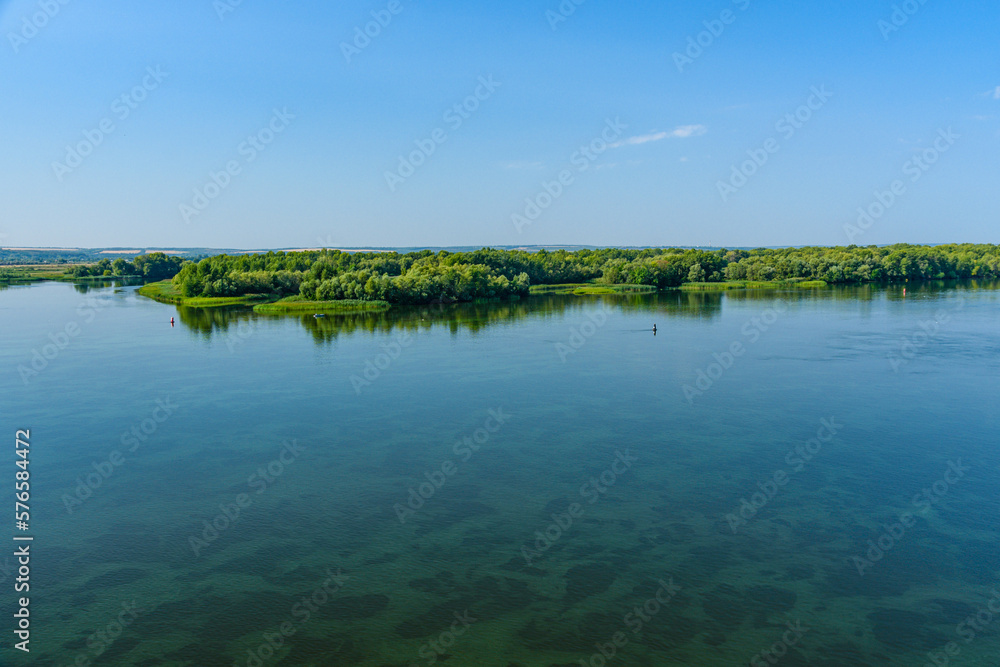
[[621, 131, 669, 146], [610, 124, 706, 148], [670, 124, 708, 138], [994, 86, 1000, 100]]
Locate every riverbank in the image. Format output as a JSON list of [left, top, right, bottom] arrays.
[[0, 265, 80, 282], [529, 283, 658, 295], [0, 266, 150, 286], [137, 281, 268, 307], [131, 276, 900, 311], [528, 280, 828, 294], [252, 296, 390, 314], [679, 279, 828, 291], [138, 280, 390, 313]]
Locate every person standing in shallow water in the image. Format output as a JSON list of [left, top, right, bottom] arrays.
[[653, 324, 657, 335]]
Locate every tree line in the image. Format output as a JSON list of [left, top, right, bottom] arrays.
[[162, 244, 1000, 305], [70, 253, 186, 282]]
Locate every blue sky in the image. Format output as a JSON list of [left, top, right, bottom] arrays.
[[1, 0, 998, 249]]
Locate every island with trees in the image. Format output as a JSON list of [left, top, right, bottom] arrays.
[[122, 243, 1000, 312]]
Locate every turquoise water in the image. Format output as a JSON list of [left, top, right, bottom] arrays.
[[1, 280, 998, 666]]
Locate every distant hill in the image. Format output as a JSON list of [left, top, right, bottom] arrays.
[[1, 245, 736, 265]]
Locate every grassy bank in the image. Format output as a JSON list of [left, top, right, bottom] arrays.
[[252, 297, 390, 314], [138, 280, 269, 307], [0, 269, 28, 283], [138, 281, 391, 312], [531, 281, 828, 295], [0, 265, 80, 282], [679, 280, 828, 291], [532, 280, 829, 294], [2, 265, 147, 284], [529, 283, 658, 295]]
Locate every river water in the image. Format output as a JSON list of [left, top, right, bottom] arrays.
[[1, 280, 998, 665]]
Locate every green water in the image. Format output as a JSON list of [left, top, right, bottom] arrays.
[[1, 280, 998, 666]]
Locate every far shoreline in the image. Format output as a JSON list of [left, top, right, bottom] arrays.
[[5, 244, 998, 311]]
